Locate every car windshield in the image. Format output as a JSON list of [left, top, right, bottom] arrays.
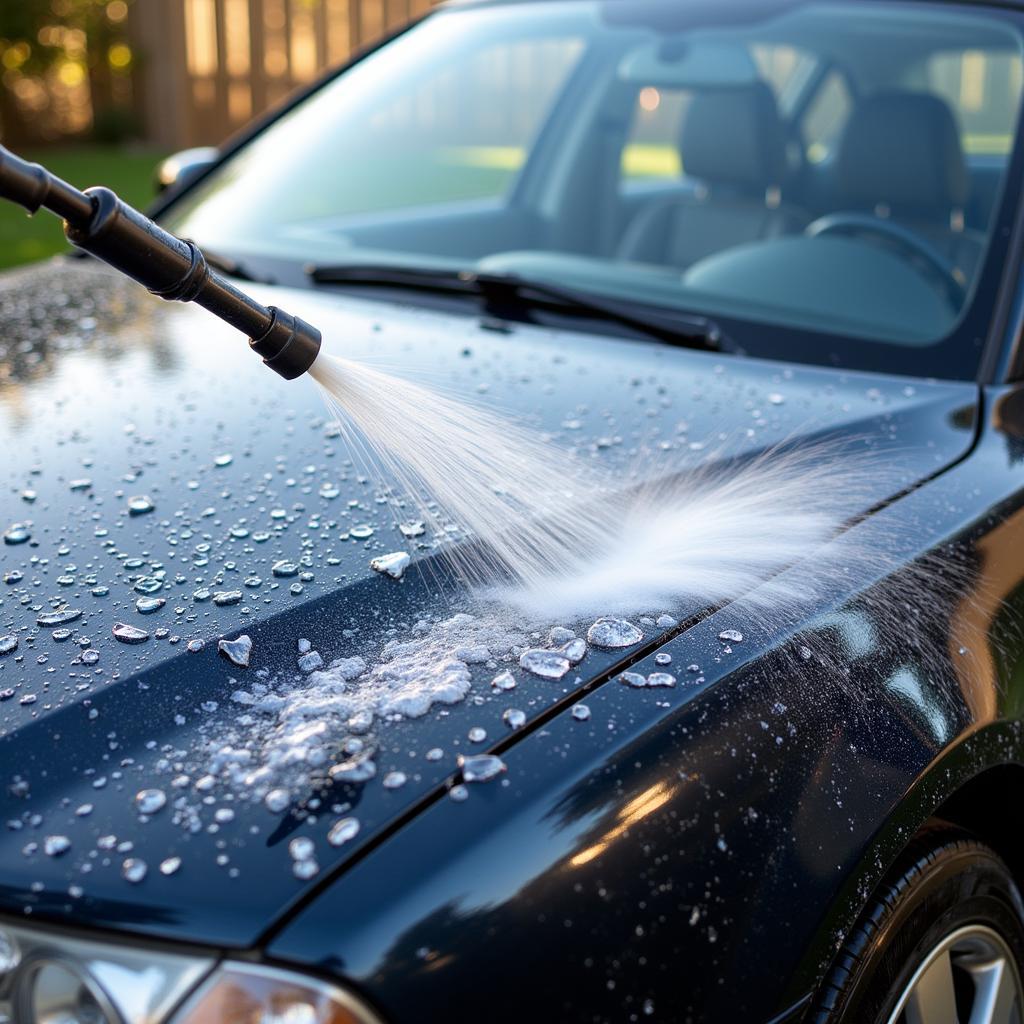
[[163, 0, 1024, 378]]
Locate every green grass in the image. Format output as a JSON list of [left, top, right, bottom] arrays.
[[0, 146, 167, 270]]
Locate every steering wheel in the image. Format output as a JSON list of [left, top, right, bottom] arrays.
[[805, 212, 966, 309]]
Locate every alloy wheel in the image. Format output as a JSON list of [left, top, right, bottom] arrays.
[[886, 924, 1024, 1024]]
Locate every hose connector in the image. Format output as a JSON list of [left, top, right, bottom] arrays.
[[249, 307, 322, 380]]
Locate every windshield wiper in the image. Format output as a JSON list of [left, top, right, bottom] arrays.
[[307, 263, 724, 352]]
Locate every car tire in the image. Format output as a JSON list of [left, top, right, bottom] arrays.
[[809, 826, 1024, 1024]]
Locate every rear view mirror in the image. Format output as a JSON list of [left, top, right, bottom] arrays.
[[618, 38, 758, 89], [155, 147, 219, 193]]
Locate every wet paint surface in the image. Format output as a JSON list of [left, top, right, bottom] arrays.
[[0, 258, 999, 1022]]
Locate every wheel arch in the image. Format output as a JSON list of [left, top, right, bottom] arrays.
[[931, 760, 1024, 884], [790, 724, 1024, 1012]]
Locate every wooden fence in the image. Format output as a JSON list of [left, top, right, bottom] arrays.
[[129, 0, 434, 150]]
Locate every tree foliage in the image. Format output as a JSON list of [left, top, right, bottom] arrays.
[[0, 0, 136, 144]]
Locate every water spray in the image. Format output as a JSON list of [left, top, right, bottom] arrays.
[[0, 144, 321, 380]]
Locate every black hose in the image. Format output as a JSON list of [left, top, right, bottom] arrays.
[[0, 145, 321, 380]]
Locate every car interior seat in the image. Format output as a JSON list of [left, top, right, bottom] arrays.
[[826, 90, 985, 289], [616, 82, 807, 270]]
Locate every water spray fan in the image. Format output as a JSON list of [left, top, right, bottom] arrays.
[[0, 144, 321, 379]]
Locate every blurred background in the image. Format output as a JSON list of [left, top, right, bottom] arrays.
[[0, 0, 431, 267]]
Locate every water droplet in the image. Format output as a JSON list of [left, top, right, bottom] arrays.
[[399, 521, 425, 538], [587, 618, 643, 649], [655, 652, 672, 665], [44, 835, 71, 857], [468, 726, 487, 743], [0, 636, 18, 656], [81, 649, 99, 665], [519, 649, 570, 680], [127, 495, 154, 516], [449, 784, 469, 802], [213, 590, 242, 607], [718, 629, 743, 643], [768, 392, 785, 405], [458, 753, 506, 783], [503, 708, 526, 729], [112, 623, 149, 645], [350, 525, 374, 539], [214, 454, 233, 467], [133, 577, 163, 595], [134, 789, 167, 814], [289, 836, 315, 861], [382, 771, 407, 790], [298, 651, 323, 673], [293, 858, 319, 880], [370, 551, 410, 579], [329, 752, 376, 783], [69, 479, 92, 492], [160, 857, 181, 876], [571, 704, 591, 721], [271, 560, 299, 578], [327, 817, 360, 847], [37, 608, 82, 627], [491, 670, 516, 691], [218, 634, 252, 668], [135, 597, 165, 614], [646, 672, 676, 687], [3, 524, 30, 545], [264, 789, 290, 813], [619, 671, 675, 688], [618, 671, 647, 688], [122, 858, 148, 883], [187, 639, 205, 653]]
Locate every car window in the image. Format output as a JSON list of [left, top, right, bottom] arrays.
[[620, 87, 688, 184], [166, 0, 1024, 381], [167, 13, 585, 243], [924, 50, 1024, 157], [619, 44, 814, 186], [803, 70, 853, 164], [353, 35, 585, 209]]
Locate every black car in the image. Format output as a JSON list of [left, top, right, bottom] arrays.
[[3, 0, 1024, 1021]]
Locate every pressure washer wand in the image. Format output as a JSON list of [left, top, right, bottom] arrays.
[[0, 144, 320, 379]]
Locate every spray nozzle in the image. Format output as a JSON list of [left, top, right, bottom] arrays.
[[0, 143, 321, 380]]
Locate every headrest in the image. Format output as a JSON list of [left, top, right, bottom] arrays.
[[836, 91, 968, 212], [680, 82, 787, 191]]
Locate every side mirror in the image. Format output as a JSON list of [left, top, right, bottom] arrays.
[[155, 147, 219, 193]]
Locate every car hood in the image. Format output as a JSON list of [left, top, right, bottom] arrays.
[[0, 259, 978, 947]]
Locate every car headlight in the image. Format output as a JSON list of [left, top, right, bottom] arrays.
[[171, 962, 382, 1024], [0, 922, 382, 1024]]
